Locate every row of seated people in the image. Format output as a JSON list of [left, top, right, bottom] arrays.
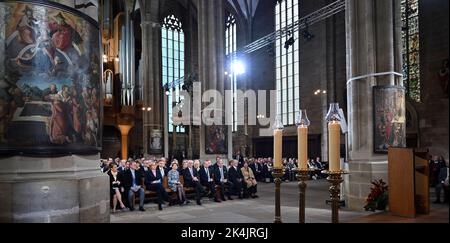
[[107, 159, 258, 212]]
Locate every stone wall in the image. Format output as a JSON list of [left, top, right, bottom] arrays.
[[415, 0, 449, 160]]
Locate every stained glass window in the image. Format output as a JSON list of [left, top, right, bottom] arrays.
[[225, 13, 238, 132], [162, 15, 185, 133], [275, 0, 300, 125], [401, 0, 421, 102]]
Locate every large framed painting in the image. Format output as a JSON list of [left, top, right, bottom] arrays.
[[373, 86, 406, 154], [0, 1, 102, 156], [205, 125, 228, 154]]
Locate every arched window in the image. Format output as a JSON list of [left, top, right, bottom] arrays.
[[275, 0, 300, 125], [225, 13, 238, 132], [162, 15, 185, 133], [401, 0, 421, 102]]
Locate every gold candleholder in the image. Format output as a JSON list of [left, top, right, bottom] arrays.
[[296, 169, 311, 223], [323, 170, 348, 223], [272, 168, 284, 224]]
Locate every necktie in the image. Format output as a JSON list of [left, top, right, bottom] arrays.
[[220, 167, 224, 180], [206, 169, 210, 181], [131, 170, 136, 187]]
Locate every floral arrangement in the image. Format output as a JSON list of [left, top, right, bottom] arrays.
[[364, 179, 389, 212]]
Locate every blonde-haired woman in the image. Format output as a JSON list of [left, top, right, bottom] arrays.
[[241, 162, 258, 199]]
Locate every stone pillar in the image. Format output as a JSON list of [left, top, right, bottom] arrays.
[[0, 1, 108, 222], [140, 0, 163, 157], [345, 0, 404, 210], [196, 0, 228, 161], [118, 125, 133, 160]]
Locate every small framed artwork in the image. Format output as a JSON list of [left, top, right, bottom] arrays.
[[373, 86, 407, 154]]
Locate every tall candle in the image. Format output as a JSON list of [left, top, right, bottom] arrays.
[[274, 129, 283, 169], [328, 121, 341, 172], [298, 126, 308, 170]]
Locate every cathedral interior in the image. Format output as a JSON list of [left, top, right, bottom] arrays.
[[0, 0, 448, 224]]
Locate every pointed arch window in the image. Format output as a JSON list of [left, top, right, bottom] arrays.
[[162, 15, 185, 133], [275, 0, 300, 125], [225, 13, 238, 132], [401, 0, 421, 102]]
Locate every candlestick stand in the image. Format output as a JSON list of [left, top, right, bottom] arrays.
[[296, 169, 311, 223], [323, 170, 348, 223], [272, 168, 284, 223]]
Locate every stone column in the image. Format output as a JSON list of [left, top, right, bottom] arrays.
[[0, 1, 109, 222], [196, 0, 228, 161], [140, 0, 163, 157], [345, 0, 404, 210], [118, 125, 133, 160]]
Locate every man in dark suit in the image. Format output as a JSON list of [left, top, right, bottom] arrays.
[[213, 158, 233, 201], [144, 163, 170, 210], [122, 162, 146, 211], [234, 153, 245, 169], [228, 159, 244, 199], [199, 160, 220, 202], [158, 158, 169, 178], [183, 160, 205, 205], [250, 160, 262, 182]]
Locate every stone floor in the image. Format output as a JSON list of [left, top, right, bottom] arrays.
[[111, 180, 449, 223]]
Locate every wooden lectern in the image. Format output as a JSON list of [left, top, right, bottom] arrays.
[[388, 148, 430, 218]]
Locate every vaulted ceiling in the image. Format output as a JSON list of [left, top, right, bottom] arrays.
[[228, 0, 261, 19]]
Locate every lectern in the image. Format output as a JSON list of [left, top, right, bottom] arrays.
[[388, 148, 430, 218]]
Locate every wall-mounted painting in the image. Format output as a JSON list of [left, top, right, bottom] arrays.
[[373, 86, 406, 154], [0, 1, 101, 155], [205, 125, 228, 155], [149, 128, 163, 155]]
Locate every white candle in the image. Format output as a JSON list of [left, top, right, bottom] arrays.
[[298, 126, 308, 170], [274, 129, 283, 169], [328, 121, 341, 172]]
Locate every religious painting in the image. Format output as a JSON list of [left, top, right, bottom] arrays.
[[205, 125, 228, 154], [373, 86, 407, 154], [0, 1, 101, 155], [149, 129, 163, 154]]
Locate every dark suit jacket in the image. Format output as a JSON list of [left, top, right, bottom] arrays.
[[199, 167, 214, 185], [228, 166, 243, 185], [108, 171, 125, 195], [182, 167, 199, 186], [158, 166, 169, 178], [250, 163, 261, 173], [144, 169, 163, 188], [122, 169, 144, 190], [439, 167, 448, 183], [213, 165, 229, 184]]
